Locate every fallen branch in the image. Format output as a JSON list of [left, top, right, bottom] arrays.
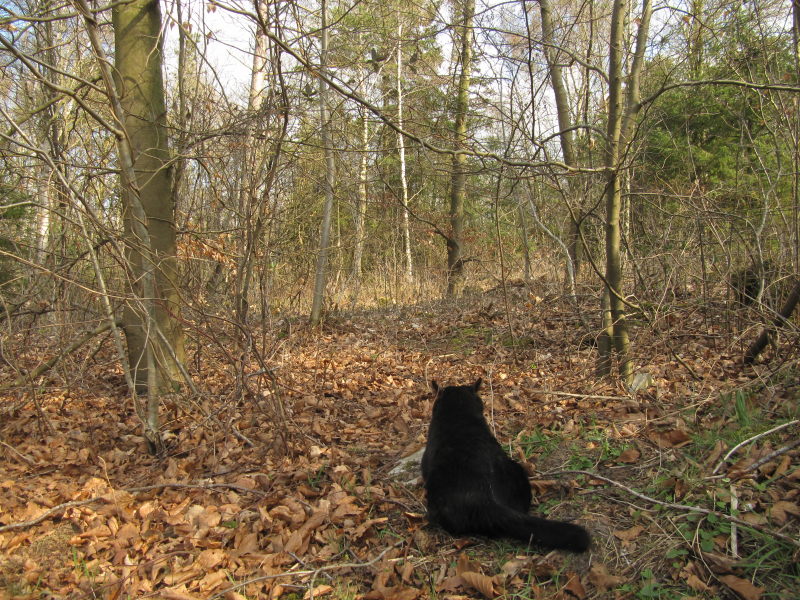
[[0, 481, 268, 533], [209, 540, 405, 600], [743, 437, 800, 474], [550, 469, 800, 548], [712, 419, 799, 474], [0, 319, 119, 392], [0, 437, 35, 465], [0, 498, 100, 533], [529, 388, 629, 401], [744, 278, 800, 364]]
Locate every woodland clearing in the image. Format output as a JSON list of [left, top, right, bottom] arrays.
[[1, 284, 798, 600]]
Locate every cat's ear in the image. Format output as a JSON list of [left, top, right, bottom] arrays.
[[430, 380, 440, 395], [472, 378, 482, 392]]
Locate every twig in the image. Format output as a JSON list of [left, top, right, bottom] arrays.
[[712, 419, 798, 474], [550, 469, 800, 548], [0, 481, 269, 533], [0, 498, 101, 533], [0, 320, 118, 392], [743, 437, 800, 474], [209, 540, 404, 599], [0, 437, 35, 465], [529, 388, 629, 401]]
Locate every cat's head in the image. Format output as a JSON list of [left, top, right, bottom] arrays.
[[429, 378, 483, 414]]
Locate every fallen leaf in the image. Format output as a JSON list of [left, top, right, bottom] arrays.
[[588, 564, 625, 591], [613, 525, 644, 542], [705, 439, 728, 467], [115, 522, 139, 545], [352, 517, 388, 540], [718, 575, 763, 600], [303, 584, 333, 599], [373, 585, 421, 600], [562, 572, 586, 599], [649, 429, 692, 448], [685, 573, 712, 593], [285, 509, 328, 554], [616, 448, 640, 463], [400, 560, 414, 583], [499, 557, 531, 580], [681, 562, 712, 593], [160, 589, 201, 600], [768, 501, 800, 524], [530, 556, 561, 577], [198, 569, 227, 591], [460, 570, 496, 598], [437, 575, 466, 593], [195, 548, 222, 568], [456, 552, 481, 575]]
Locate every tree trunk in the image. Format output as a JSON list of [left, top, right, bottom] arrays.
[[310, 0, 336, 325], [446, 0, 475, 297], [598, 0, 652, 384], [112, 0, 185, 394], [793, 0, 800, 268], [539, 0, 583, 290], [350, 104, 369, 309], [539, 0, 576, 168], [235, 5, 270, 325], [397, 22, 413, 283], [517, 202, 531, 282]]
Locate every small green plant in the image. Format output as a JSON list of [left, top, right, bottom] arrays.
[[585, 427, 629, 462], [636, 568, 681, 599], [332, 581, 360, 600], [733, 390, 752, 427], [306, 463, 328, 490], [615, 568, 689, 599], [515, 429, 560, 459], [664, 545, 689, 570], [72, 547, 99, 584], [566, 450, 595, 471], [3, 577, 44, 597]]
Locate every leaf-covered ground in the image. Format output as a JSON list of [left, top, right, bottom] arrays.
[[1, 286, 799, 599]]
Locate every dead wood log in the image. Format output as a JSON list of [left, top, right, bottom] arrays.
[[0, 319, 119, 392], [744, 279, 800, 365]]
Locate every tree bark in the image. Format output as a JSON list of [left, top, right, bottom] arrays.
[[598, 0, 652, 384], [350, 104, 369, 309], [310, 0, 336, 325], [793, 0, 800, 268], [538, 0, 583, 295], [600, 0, 629, 380], [112, 0, 185, 393], [235, 2, 270, 325], [397, 21, 413, 283], [446, 0, 475, 297]]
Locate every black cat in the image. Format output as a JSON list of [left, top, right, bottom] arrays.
[[421, 379, 590, 552]]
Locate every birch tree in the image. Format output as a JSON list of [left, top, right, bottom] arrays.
[[397, 21, 413, 282]]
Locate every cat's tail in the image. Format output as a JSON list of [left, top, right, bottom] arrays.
[[491, 505, 591, 552]]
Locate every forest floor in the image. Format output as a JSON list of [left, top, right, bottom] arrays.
[[1, 283, 799, 600]]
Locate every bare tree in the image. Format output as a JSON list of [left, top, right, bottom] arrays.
[[310, 0, 336, 325], [598, 0, 652, 383], [447, 0, 475, 297]]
